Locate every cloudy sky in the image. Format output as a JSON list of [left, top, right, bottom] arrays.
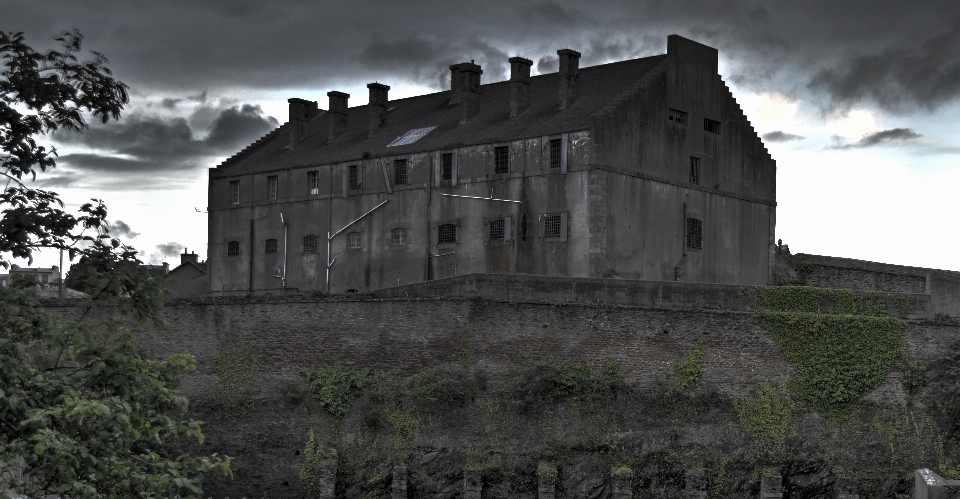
[[5, 0, 960, 272]]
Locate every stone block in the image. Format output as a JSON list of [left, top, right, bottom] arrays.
[[611, 466, 633, 499], [915, 468, 960, 499], [392, 464, 408, 499], [464, 469, 482, 499], [316, 462, 336, 499], [760, 472, 783, 499]]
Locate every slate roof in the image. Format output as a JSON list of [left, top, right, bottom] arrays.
[[215, 54, 668, 178]]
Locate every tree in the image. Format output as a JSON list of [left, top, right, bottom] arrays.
[[0, 30, 230, 498]]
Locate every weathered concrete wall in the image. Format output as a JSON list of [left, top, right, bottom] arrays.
[[803, 254, 929, 294]]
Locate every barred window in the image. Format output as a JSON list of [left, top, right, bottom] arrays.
[[549, 138, 562, 168], [394, 159, 408, 185], [704, 118, 721, 135], [308, 171, 319, 195], [686, 218, 703, 249], [230, 181, 240, 204], [391, 228, 407, 245], [349, 164, 360, 190], [689, 157, 701, 185], [668, 108, 687, 125], [265, 238, 278, 254], [494, 146, 509, 174], [441, 153, 452, 180], [227, 241, 240, 257], [438, 223, 457, 244], [347, 232, 361, 249], [489, 218, 505, 241], [544, 214, 562, 238], [268, 175, 278, 200], [303, 235, 319, 253]]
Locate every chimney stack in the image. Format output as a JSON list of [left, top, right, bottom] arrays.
[[458, 61, 482, 124], [327, 91, 350, 143], [287, 98, 318, 149], [557, 49, 581, 110], [509, 57, 532, 118], [367, 83, 390, 136], [181, 248, 199, 266], [449, 63, 465, 104]]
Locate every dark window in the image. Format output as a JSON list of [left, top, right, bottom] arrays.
[[689, 157, 701, 185], [668, 108, 687, 125], [494, 146, 509, 174], [391, 228, 407, 245], [303, 235, 319, 253], [394, 159, 408, 185], [230, 181, 240, 204], [349, 165, 360, 190], [544, 214, 562, 238], [438, 223, 457, 244], [686, 218, 703, 249], [268, 176, 278, 200], [549, 139, 562, 168], [348, 232, 361, 249], [704, 118, 721, 135], [441, 153, 452, 180], [308, 171, 319, 195], [489, 219, 505, 241], [227, 241, 240, 257], [42, 274, 48, 284], [265, 239, 278, 254]]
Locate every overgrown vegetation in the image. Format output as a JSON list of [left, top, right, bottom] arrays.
[[300, 428, 337, 498], [213, 335, 262, 421], [674, 336, 705, 390], [734, 380, 794, 467], [301, 362, 371, 418]]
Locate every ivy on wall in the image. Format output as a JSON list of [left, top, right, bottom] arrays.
[[301, 362, 370, 418], [213, 335, 262, 421], [300, 428, 337, 498], [674, 336, 706, 390]]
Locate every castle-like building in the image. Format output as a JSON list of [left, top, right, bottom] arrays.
[[207, 35, 776, 293]]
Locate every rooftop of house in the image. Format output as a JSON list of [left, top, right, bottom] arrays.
[[214, 53, 669, 178]]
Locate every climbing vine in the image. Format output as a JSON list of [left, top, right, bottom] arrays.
[[674, 336, 705, 390], [385, 401, 420, 457], [300, 428, 337, 498], [537, 461, 558, 485], [213, 335, 262, 421]]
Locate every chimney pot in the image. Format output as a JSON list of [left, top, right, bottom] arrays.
[[327, 91, 350, 143], [367, 83, 390, 136], [287, 98, 318, 149], [508, 56, 532, 118], [557, 49, 581, 110]]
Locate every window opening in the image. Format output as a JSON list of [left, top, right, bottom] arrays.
[[686, 218, 703, 249], [268, 176, 278, 200], [349, 165, 360, 190], [42, 274, 48, 284], [441, 153, 452, 180], [549, 138, 562, 168], [494, 146, 509, 174], [668, 108, 687, 125], [347, 232, 361, 249], [489, 219, 505, 241], [227, 241, 240, 257], [303, 235, 319, 253], [689, 157, 701, 185], [230, 181, 240, 204], [438, 223, 457, 244], [544, 214, 562, 238], [391, 228, 407, 245], [394, 159, 408, 185], [308, 171, 319, 195], [265, 239, 278, 254], [704, 118, 721, 135]]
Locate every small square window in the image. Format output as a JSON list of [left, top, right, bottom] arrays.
[[489, 219, 505, 241], [438, 223, 457, 244], [689, 157, 701, 185], [227, 241, 240, 257], [394, 159, 408, 185], [704, 118, 721, 135], [686, 218, 703, 249], [265, 238, 278, 254], [348, 232, 362, 249], [308, 171, 319, 195], [230, 181, 240, 204], [668, 108, 687, 125], [549, 139, 562, 169], [268, 176, 278, 200], [303, 235, 319, 253], [544, 214, 562, 238], [441, 153, 452, 180], [349, 165, 360, 190], [391, 228, 407, 246], [494, 146, 509, 174]]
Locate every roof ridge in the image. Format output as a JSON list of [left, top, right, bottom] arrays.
[[216, 123, 289, 171]]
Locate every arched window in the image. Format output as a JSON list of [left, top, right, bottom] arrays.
[[391, 228, 407, 245], [265, 238, 278, 254], [347, 232, 362, 249], [437, 223, 457, 244], [227, 241, 240, 257], [303, 235, 319, 253]]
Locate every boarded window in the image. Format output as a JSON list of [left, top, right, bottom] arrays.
[[686, 218, 703, 249], [544, 214, 562, 238], [489, 219, 505, 241], [438, 223, 457, 244], [268, 176, 278, 200], [704, 118, 721, 135], [549, 138, 562, 168], [265, 238, 278, 254], [230, 181, 240, 204], [349, 165, 360, 190], [303, 235, 319, 253], [689, 157, 701, 185], [308, 171, 319, 195], [668, 108, 687, 125], [347, 232, 361, 249], [394, 159, 408, 185], [441, 153, 452, 180], [227, 241, 240, 257], [391, 228, 407, 245], [494, 146, 509, 174]]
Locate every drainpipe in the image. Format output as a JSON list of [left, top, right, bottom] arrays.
[[249, 175, 255, 292], [327, 165, 333, 292]]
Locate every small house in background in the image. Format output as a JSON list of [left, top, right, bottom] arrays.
[[1, 264, 88, 298], [165, 248, 209, 298]]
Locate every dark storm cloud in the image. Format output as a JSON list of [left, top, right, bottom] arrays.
[[828, 128, 921, 149], [155, 242, 183, 258], [763, 131, 804, 143], [108, 220, 140, 239]]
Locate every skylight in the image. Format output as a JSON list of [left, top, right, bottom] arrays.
[[386, 126, 437, 147]]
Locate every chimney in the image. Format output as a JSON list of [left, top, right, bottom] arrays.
[[287, 98, 318, 149], [181, 248, 199, 266], [327, 91, 350, 143], [458, 61, 482, 124], [509, 57, 532, 118], [449, 63, 465, 104], [667, 35, 719, 74], [557, 49, 581, 110], [367, 83, 390, 136]]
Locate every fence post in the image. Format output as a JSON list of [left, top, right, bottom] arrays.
[[915, 468, 960, 499]]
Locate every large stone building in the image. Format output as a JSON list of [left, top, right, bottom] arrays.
[[208, 35, 776, 294]]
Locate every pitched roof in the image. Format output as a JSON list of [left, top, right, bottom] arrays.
[[215, 54, 667, 177]]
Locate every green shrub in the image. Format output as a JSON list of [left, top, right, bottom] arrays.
[[674, 337, 705, 390], [301, 362, 370, 418], [408, 364, 485, 410]]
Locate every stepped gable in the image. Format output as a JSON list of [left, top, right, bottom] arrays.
[[211, 55, 667, 178]]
